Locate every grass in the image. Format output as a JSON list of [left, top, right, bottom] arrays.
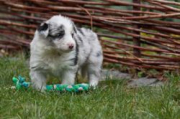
[[0, 54, 180, 119]]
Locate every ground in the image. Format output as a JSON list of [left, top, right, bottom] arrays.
[[0, 54, 180, 119]]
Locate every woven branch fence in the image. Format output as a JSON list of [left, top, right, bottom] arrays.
[[0, 0, 180, 71]]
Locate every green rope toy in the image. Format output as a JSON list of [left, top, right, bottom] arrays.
[[12, 76, 90, 92]]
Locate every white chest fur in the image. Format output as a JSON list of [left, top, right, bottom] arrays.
[[30, 46, 76, 76]]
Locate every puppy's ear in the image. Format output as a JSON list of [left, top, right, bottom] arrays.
[[38, 22, 49, 38]]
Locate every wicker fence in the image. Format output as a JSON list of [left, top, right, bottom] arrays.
[[0, 0, 180, 71]]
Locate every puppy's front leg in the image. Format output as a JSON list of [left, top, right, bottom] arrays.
[[30, 70, 47, 91], [61, 70, 76, 85]]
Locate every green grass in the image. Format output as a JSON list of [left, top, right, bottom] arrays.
[[0, 54, 180, 119]]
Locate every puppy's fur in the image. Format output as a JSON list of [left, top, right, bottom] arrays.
[[30, 15, 103, 91]]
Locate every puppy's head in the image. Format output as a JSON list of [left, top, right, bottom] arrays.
[[37, 15, 76, 52]]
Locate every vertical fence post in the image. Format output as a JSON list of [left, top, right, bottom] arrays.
[[133, 0, 141, 57]]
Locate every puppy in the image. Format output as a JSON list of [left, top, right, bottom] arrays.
[[30, 15, 103, 91]]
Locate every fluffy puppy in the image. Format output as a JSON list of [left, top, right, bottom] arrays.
[[30, 15, 103, 91]]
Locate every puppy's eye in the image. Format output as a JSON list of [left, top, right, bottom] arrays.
[[57, 33, 62, 37], [56, 31, 65, 38]]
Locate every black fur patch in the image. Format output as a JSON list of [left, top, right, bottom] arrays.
[[73, 25, 77, 34], [48, 30, 65, 39], [77, 35, 83, 43], [96, 51, 102, 57], [77, 28, 85, 36], [48, 25, 65, 39], [74, 38, 79, 65], [38, 23, 48, 31]]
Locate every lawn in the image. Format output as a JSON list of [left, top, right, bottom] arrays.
[[0, 54, 180, 119]]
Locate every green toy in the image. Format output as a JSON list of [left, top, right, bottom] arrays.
[[12, 76, 90, 92]]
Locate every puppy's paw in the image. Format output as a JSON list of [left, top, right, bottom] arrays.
[[32, 83, 46, 92], [89, 80, 98, 89]]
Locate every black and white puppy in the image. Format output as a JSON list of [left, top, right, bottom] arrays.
[[30, 15, 103, 91]]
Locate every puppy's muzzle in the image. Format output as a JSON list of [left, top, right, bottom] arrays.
[[68, 43, 74, 50]]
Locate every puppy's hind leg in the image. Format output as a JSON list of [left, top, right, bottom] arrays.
[[87, 54, 103, 88], [30, 70, 47, 91], [87, 64, 101, 88]]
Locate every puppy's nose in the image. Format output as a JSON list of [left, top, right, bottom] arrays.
[[68, 44, 74, 49]]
